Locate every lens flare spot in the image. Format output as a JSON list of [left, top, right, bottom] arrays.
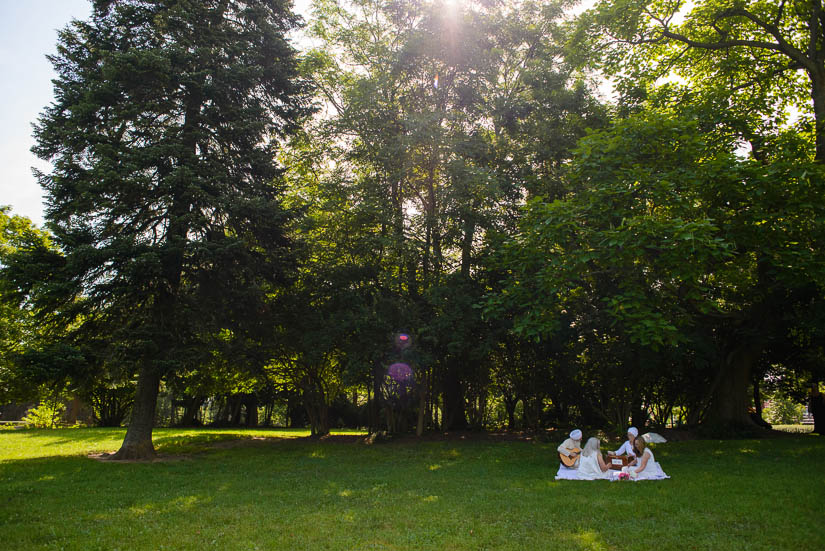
[[388, 362, 413, 382]]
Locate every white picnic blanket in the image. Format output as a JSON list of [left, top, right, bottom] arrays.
[[554, 464, 669, 481], [555, 465, 583, 480]]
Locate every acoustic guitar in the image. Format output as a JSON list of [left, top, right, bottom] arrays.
[[558, 448, 581, 467]]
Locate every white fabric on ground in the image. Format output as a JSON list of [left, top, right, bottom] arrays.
[[555, 450, 669, 481], [555, 463, 617, 481], [641, 432, 667, 443], [555, 464, 581, 480]]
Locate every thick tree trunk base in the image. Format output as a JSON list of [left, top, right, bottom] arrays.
[[110, 440, 157, 461], [696, 417, 770, 439], [703, 343, 761, 435], [110, 365, 160, 461]]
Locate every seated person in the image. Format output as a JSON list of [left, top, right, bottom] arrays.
[[578, 437, 611, 480], [630, 434, 669, 480], [557, 429, 583, 468], [608, 426, 639, 466]]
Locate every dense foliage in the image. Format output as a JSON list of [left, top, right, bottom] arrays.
[[1, 0, 823, 453]]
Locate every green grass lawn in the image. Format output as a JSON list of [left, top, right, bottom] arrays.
[[1, 428, 823, 550]]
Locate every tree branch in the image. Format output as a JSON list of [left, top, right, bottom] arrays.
[[725, 61, 804, 92], [810, 0, 825, 62], [712, 8, 813, 71], [639, 5, 818, 75], [775, 0, 787, 29]]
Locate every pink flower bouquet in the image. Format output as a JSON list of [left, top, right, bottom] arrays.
[[617, 472, 630, 481]]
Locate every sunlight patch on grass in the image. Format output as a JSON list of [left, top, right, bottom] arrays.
[[428, 463, 442, 471], [169, 495, 210, 511], [773, 424, 813, 432], [128, 504, 154, 515], [574, 530, 609, 550]]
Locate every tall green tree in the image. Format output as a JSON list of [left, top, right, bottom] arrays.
[[0, 208, 56, 403], [23, 0, 311, 458], [491, 111, 825, 429], [304, 0, 605, 432]]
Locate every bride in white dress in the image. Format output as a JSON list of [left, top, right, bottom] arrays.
[[631, 436, 669, 480], [578, 437, 612, 480]]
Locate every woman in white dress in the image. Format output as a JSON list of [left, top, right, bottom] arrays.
[[577, 437, 611, 480], [631, 435, 669, 480]]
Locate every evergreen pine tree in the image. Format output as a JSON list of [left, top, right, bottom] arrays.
[[30, 0, 312, 459]]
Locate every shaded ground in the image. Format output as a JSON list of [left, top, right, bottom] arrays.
[[86, 424, 813, 462], [88, 451, 192, 463]]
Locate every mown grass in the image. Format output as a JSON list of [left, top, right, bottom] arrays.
[[772, 424, 814, 434], [1, 428, 823, 550]]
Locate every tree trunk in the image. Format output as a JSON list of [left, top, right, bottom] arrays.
[[460, 215, 476, 279], [526, 395, 544, 431], [65, 396, 82, 424], [111, 366, 160, 460], [706, 343, 761, 427], [370, 362, 382, 433], [263, 400, 274, 427], [811, 68, 825, 163], [306, 401, 318, 435], [753, 379, 763, 419], [318, 402, 329, 435], [630, 395, 646, 431], [384, 403, 395, 433], [181, 396, 202, 426], [503, 395, 518, 431], [230, 396, 243, 425], [416, 372, 428, 437], [287, 395, 305, 428], [750, 378, 771, 428], [442, 370, 467, 431], [810, 387, 825, 436], [245, 394, 258, 427], [304, 383, 329, 437]]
